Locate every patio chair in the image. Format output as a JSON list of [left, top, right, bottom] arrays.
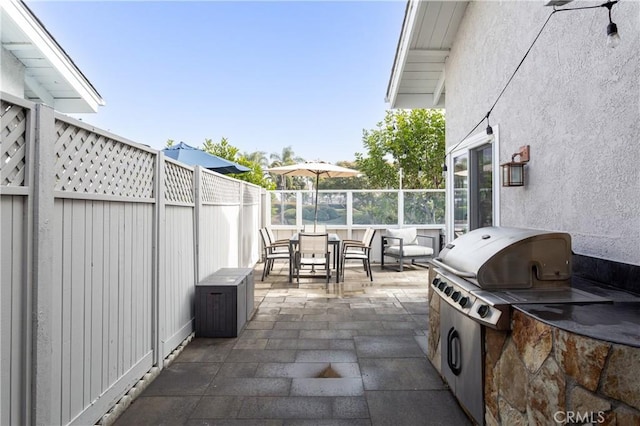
[[341, 227, 376, 282], [259, 228, 290, 281], [341, 227, 373, 248], [294, 232, 330, 284], [381, 227, 435, 272], [266, 227, 290, 248]]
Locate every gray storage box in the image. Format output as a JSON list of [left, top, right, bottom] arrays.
[[212, 268, 255, 321], [195, 268, 255, 337]]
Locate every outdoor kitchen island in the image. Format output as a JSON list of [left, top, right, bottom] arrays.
[[425, 228, 640, 425]]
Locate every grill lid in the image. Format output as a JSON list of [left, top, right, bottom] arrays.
[[435, 227, 572, 289]]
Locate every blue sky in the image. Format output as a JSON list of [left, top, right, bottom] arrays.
[[27, 1, 406, 163]]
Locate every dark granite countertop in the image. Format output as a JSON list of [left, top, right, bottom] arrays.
[[513, 277, 640, 348]]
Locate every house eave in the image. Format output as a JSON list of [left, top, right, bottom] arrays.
[[386, 0, 468, 110], [1, 0, 104, 113]]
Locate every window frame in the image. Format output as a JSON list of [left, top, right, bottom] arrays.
[[445, 126, 501, 242]]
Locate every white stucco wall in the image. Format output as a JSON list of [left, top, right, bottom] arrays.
[[446, 0, 639, 265], [1, 47, 25, 97]]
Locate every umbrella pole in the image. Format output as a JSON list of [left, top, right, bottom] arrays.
[[314, 173, 319, 232]]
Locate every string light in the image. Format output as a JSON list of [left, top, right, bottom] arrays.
[[604, 2, 621, 48], [553, 1, 621, 48], [485, 113, 493, 136], [441, 0, 622, 173]]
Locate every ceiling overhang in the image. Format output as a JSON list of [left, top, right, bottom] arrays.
[[386, 0, 468, 110], [1, 0, 104, 113]]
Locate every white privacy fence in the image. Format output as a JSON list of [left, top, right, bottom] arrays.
[[0, 93, 264, 426]]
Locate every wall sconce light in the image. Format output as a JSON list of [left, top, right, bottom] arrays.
[[501, 145, 530, 187]]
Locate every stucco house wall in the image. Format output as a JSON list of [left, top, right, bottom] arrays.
[[445, 0, 639, 265], [1, 46, 25, 97]]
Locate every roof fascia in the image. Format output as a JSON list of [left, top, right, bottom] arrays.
[[3, 0, 105, 111], [385, 0, 421, 108]]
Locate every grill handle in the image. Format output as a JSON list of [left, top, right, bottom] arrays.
[[431, 258, 477, 278], [447, 328, 462, 376]]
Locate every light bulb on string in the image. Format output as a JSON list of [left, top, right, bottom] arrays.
[[604, 1, 620, 48], [485, 113, 493, 135], [607, 22, 620, 48]]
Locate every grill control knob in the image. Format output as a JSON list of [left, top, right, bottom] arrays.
[[432, 278, 440, 287], [444, 286, 453, 296], [477, 304, 491, 318], [438, 281, 446, 291], [451, 291, 461, 302], [459, 297, 469, 308]]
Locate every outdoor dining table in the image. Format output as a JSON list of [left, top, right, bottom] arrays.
[[288, 233, 341, 284]]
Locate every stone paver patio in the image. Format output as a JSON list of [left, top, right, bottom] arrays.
[[113, 261, 472, 425]]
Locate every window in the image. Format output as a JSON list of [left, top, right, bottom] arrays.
[[446, 129, 500, 242]]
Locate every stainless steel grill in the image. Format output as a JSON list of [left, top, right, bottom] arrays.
[[431, 227, 612, 425], [429, 227, 610, 330]]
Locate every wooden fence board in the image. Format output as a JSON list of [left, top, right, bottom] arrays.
[[0, 197, 13, 426], [70, 200, 85, 417], [1, 196, 26, 425], [199, 205, 241, 279], [10, 198, 24, 424], [82, 201, 93, 408], [123, 203, 132, 371], [107, 203, 119, 386], [162, 205, 195, 358], [90, 202, 104, 400]]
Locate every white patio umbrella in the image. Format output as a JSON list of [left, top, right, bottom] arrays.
[[267, 161, 360, 229]]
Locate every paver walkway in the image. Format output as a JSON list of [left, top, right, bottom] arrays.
[[113, 262, 472, 425]]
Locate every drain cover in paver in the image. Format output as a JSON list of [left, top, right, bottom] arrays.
[[316, 364, 341, 378]]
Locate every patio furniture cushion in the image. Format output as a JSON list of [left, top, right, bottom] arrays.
[[386, 227, 418, 245], [381, 227, 435, 272], [385, 244, 434, 257]]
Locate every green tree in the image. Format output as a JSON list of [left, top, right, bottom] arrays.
[[269, 146, 305, 190], [317, 160, 366, 190], [355, 109, 445, 189], [166, 139, 175, 148], [202, 137, 275, 189], [203, 137, 239, 160], [233, 155, 276, 190], [243, 151, 269, 168]]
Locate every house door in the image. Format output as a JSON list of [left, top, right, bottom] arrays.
[[446, 131, 499, 242]]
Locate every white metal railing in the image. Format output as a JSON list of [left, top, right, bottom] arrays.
[[267, 189, 445, 229], [267, 189, 446, 259]]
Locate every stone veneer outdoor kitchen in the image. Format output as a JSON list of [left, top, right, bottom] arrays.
[[428, 291, 640, 425]]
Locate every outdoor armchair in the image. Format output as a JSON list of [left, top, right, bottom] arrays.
[[381, 227, 435, 272]]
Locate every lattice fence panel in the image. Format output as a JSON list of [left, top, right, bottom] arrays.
[[54, 120, 155, 198], [243, 185, 260, 205], [201, 172, 240, 204], [164, 161, 194, 204], [1, 101, 27, 187]]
